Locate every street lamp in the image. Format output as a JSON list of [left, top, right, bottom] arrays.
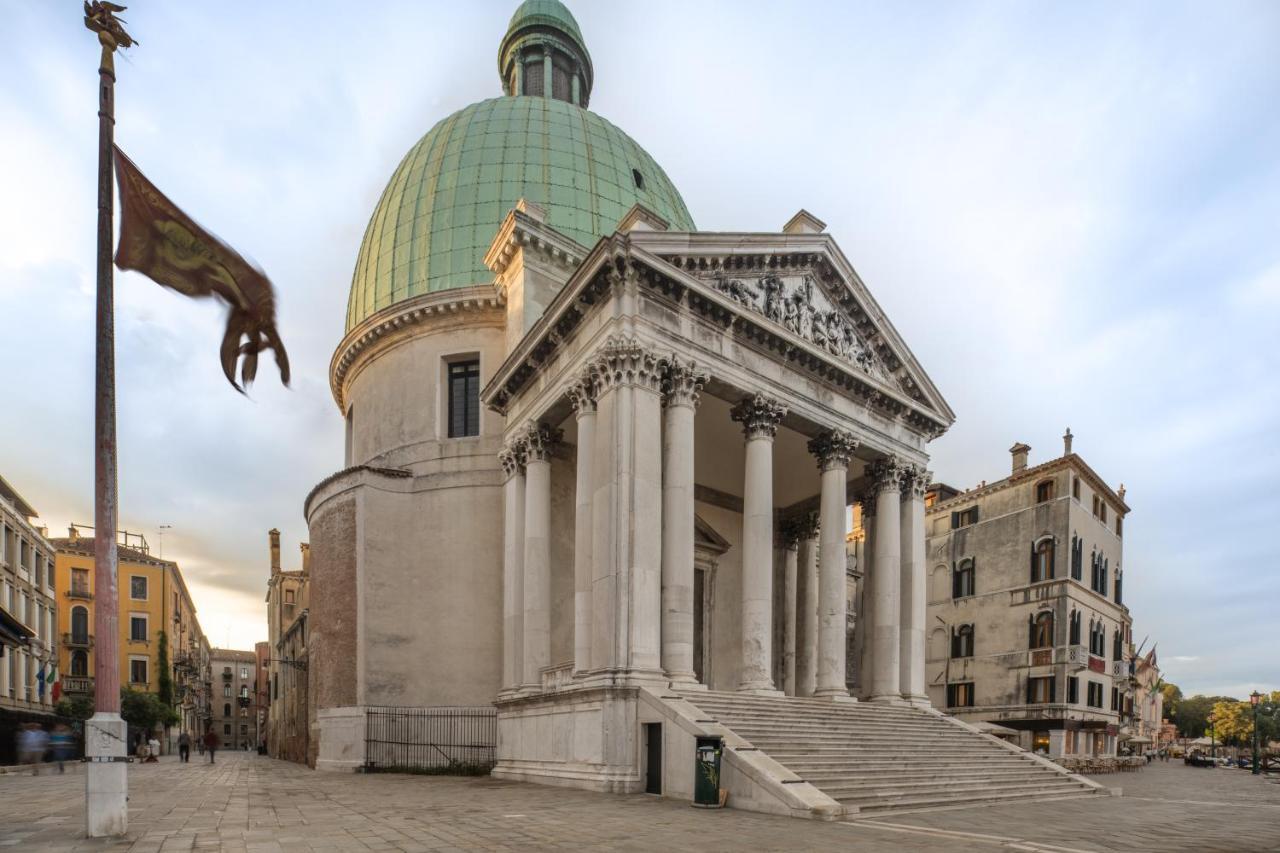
[[1250, 690, 1262, 776]]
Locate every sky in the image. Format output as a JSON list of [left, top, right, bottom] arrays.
[[2, 1, 1277, 697]]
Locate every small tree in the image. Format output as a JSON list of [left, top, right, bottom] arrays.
[[56, 694, 95, 721]]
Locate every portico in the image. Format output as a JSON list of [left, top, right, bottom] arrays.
[[484, 209, 951, 792]]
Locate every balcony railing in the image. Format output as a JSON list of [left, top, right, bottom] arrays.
[[63, 675, 94, 695], [1064, 645, 1089, 670], [66, 588, 93, 601], [1110, 660, 1130, 679], [62, 632, 94, 649]]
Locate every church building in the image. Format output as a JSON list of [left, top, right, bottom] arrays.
[[304, 1, 1104, 817]]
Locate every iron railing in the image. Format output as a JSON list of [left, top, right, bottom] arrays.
[[364, 705, 496, 774]]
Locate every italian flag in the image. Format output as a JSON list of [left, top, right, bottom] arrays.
[[49, 662, 60, 703]]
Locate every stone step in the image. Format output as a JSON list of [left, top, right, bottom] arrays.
[[821, 776, 1085, 799], [798, 767, 1057, 785], [840, 784, 1096, 813]]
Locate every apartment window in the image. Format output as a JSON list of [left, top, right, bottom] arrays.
[[1069, 609, 1081, 646], [34, 557, 43, 587], [951, 624, 975, 658], [223, 723, 231, 736], [1087, 682, 1103, 708], [224, 703, 231, 717], [1031, 539, 1055, 583], [1035, 480, 1054, 503], [951, 507, 979, 529], [71, 606, 89, 644], [130, 575, 147, 600], [240, 666, 250, 680], [1029, 611, 1054, 649], [1027, 676, 1056, 704], [72, 568, 90, 596], [129, 658, 147, 685], [1112, 630, 1123, 662], [1115, 574, 1123, 605], [952, 559, 975, 599], [284, 589, 295, 604], [1115, 515, 1123, 537], [1089, 621, 1106, 658], [1070, 536, 1083, 581], [240, 685, 249, 699], [1100, 503, 1108, 523], [1068, 676, 1079, 704], [947, 682, 975, 708], [130, 615, 147, 642], [447, 359, 481, 438], [1072, 477, 1081, 500], [1111, 686, 1120, 711], [224, 684, 231, 698]]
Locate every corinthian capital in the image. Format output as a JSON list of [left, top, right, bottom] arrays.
[[730, 393, 788, 441], [566, 371, 598, 416], [522, 421, 562, 463], [498, 439, 526, 480], [662, 356, 708, 409], [807, 428, 859, 472], [589, 335, 666, 394], [901, 464, 932, 500], [871, 456, 905, 494]]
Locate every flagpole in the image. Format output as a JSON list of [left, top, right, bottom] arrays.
[[85, 13, 128, 838]]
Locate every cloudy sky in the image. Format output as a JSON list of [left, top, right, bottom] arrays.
[[3, 1, 1277, 697]]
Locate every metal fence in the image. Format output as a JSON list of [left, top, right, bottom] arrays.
[[364, 706, 496, 774]]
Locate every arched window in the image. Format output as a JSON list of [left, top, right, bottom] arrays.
[[71, 605, 89, 644], [1069, 609, 1081, 646], [1030, 611, 1054, 649], [952, 624, 975, 658], [1035, 480, 1054, 503], [71, 650, 88, 677], [952, 559, 975, 598], [928, 627, 948, 661], [1031, 539, 1054, 583]]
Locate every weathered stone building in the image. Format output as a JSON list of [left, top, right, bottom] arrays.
[[0, 474, 57, 721], [265, 529, 310, 764], [209, 648, 260, 750], [924, 433, 1134, 758], [301, 1, 1110, 817]]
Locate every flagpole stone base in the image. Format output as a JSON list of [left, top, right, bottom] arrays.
[[84, 712, 127, 838]]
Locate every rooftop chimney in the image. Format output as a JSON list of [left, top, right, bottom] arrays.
[[1010, 442, 1031, 473], [269, 528, 281, 575], [300, 542, 311, 574], [1063, 427, 1074, 456]]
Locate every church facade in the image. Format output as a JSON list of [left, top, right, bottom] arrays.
[[300, 1, 1101, 818]]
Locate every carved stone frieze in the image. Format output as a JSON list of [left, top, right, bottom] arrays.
[[588, 335, 666, 394], [521, 422, 562, 464], [704, 270, 878, 374], [730, 393, 788, 441], [807, 428, 859, 472], [662, 355, 708, 409]]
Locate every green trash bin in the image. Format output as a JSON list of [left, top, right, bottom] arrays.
[[693, 735, 723, 808]]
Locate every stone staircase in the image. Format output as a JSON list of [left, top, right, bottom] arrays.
[[684, 691, 1104, 816]]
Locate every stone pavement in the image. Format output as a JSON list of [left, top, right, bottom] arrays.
[[0, 752, 1277, 852]]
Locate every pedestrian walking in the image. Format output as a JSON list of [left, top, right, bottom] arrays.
[[203, 729, 219, 764], [17, 724, 48, 775], [50, 724, 74, 774], [178, 730, 191, 763], [147, 734, 160, 763]]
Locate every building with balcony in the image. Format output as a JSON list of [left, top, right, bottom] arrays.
[[265, 529, 310, 764], [50, 525, 209, 744], [209, 647, 261, 750], [0, 474, 58, 722], [924, 432, 1134, 758]]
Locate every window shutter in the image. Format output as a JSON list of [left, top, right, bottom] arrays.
[[950, 628, 958, 659], [972, 506, 979, 523], [1025, 678, 1033, 704], [1030, 543, 1037, 581], [951, 511, 959, 529], [1049, 676, 1057, 703], [952, 562, 959, 598], [970, 558, 976, 594], [1049, 543, 1055, 579], [1028, 615, 1035, 649]]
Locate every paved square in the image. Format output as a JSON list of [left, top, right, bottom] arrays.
[[2, 754, 1277, 851]]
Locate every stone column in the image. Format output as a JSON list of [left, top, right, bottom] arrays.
[[731, 393, 787, 694], [522, 422, 560, 690], [809, 430, 858, 699], [899, 465, 930, 705], [661, 357, 707, 686], [588, 337, 666, 678], [499, 441, 526, 693], [794, 513, 820, 697], [780, 524, 800, 696], [542, 52, 553, 99], [568, 377, 597, 676], [855, 494, 875, 699], [870, 458, 905, 702]]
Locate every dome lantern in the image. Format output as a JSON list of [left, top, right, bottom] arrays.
[[498, 0, 593, 107]]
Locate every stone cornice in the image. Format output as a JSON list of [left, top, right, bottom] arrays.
[[927, 453, 1130, 517], [484, 203, 589, 287], [302, 464, 412, 521], [328, 285, 505, 412]]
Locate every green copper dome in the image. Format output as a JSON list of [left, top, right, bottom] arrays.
[[345, 3, 695, 333]]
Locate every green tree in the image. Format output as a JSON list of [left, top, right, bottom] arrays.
[[1159, 681, 1182, 718], [1172, 694, 1238, 738], [1211, 700, 1253, 747], [55, 694, 95, 721], [120, 687, 178, 734]]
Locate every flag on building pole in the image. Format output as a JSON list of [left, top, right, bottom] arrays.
[[37, 661, 46, 698], [50, 662, 61, 703], [112, 146, 290, 392]]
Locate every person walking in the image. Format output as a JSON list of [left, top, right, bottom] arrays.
[[178, 730, 191, 763], [50, 724, 74, 774], [203, 728, 219, 764], [17, 724, 48, 775], [147, 734, 160, 763]]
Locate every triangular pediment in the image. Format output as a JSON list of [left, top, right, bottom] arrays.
[[633, 232, 955, 428]]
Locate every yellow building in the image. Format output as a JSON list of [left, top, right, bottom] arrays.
[[50, 525, 210, 736]]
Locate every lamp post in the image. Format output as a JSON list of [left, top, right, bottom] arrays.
[[1250, 690, 1262, 776]]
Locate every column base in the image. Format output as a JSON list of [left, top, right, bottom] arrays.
[[667, 672, 707, 691], [737, 683, 785, 697], [812, 686, 850, 700], [903, 693, 931, 708], [813, 690, 858, 703], [870, 693, 908, 705], [84, 712, 128, 838]]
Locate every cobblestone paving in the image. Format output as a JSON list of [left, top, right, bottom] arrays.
[[1, 753, 1277, 852]]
